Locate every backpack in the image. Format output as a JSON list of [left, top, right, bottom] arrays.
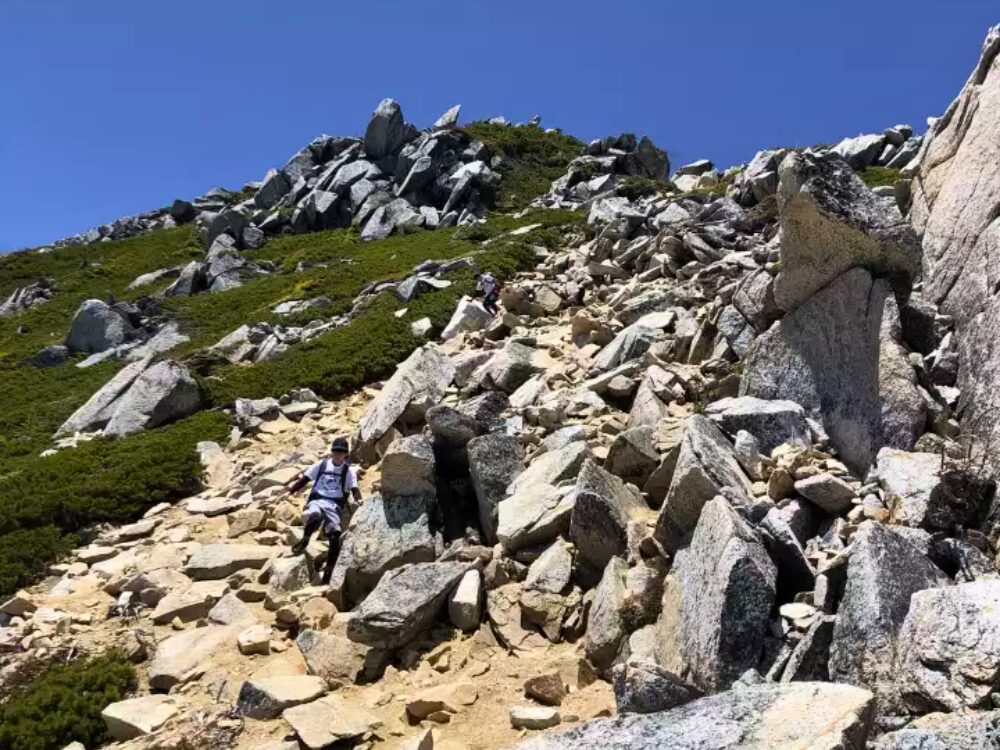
[[311, 458, 351, 501]]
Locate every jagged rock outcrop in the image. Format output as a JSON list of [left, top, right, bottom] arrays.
[[911, 25, 1000, 472], [513, 682, 875, 749], [741, 268, 923, 473], [0, 279, 54, 317]]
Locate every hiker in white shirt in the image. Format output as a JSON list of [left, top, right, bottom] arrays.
[[284, 436, 361, 584], [474, 272, 501, 316]]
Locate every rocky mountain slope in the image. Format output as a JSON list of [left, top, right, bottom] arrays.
[[3, 24, 1000, 750]]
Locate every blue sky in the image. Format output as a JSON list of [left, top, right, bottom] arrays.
[[1, 1, 996, 251]]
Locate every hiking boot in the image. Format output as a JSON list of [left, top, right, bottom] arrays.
[[291, 540, 308, 555]]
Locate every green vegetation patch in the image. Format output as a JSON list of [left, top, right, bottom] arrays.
[[860, 166, 902, 189], [0, 411, 229, 594], [0, 651, 137, 750], [465, 122, 585, 210]]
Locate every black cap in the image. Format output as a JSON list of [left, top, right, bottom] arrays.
[[331, 437, 349, 453]]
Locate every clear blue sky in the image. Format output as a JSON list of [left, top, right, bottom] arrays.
[[2, 1, 996, 251]]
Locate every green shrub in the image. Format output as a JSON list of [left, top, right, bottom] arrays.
[[0, 411, 229, 595], [0, 652, 137, 750], [202, 235, 542, 405], [616, 176, 664, 201], [464, 122, 585, 210], [860, 166, 902, 189]]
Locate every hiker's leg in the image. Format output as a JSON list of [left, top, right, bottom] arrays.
[[293, 506, 322, 554], [322, 531, 342, 584]]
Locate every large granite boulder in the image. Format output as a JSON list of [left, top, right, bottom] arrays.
[[364, 98, 412, 159], [237, 676, 327, 720], [296, 629, 384, 688], [148, 625, 238, 690], [895, 579, 1000, 712], [584, 557, 629, 673], [740, 268, 923, 474], [570, 459, 647, 571], [65, 299, 137, 353], [55, 356, 152, 436], [329, 494, 435, 608], [101, 360, 202, 438], [654, 498, 776, 692], [910, 26, 1000, 474], [468, 433, 524, 545], [773, 150, 921, 312], [379, 434, 436, 497], [654, 416, 753, 553], [512, 682, 875, 750], [354, 346, 455, 461], [347, 561, 471, 649], [876, 447, 996, 530], [828, 522, 948, 699], [704, 397, 811, 455], [874, 710, 1000, 750]]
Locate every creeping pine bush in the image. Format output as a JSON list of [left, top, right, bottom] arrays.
[[0, 651, 136, 750], [860, 166, 902, 189], [0, 411, 229, 595], [464, 122, 585, 210]]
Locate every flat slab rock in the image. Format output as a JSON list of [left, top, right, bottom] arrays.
[[512, 681, 875, 749], [282, 694, 382, 749]]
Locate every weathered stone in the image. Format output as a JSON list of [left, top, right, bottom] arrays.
[[895, 579, 1000, 712], [102, 695, 178, 741], [347, 562, 471, 649], [380, 434, 436, 496], [441, 297, 494, 341], [794, 473, 855, 515], [149, 625, 238, 690], [474, 342, 546, 394], [55, 356, 152, 436], [355, 346, 456, 459], [910, 26, 1000, 476], [828, 522, 947, 697], [654, 498, 776, 692], [704, 397, 811, 455], [508, 441, 590, 497], [498, 483, 574, 553], [184, 544, 275, 580], [511, 706, 561, 730], [448, 568, 482, 630], [584, 557, 628, 673], [874, 709, 1000, 750], [612, 660, 701, 714], [780, 615, 835, 683], [876, 447, 995, 530], [512, 682, 874, 750], [238, 676, 327, 720], [570, 460, 647, 571], [654, 416, 753, 553], [524, 673, 567, 706], [741, 268, 921, 474], [364, 98, 411, 159], [330, 494, 434, 608], [65, 299, 137, 353], [150, 581, 226, 624], [468, 433, 524, 545], [296, 629, 382, 688], [282, 694, 381, 749], [524, 540, 573, 595], [103, 360, 202, 438], [604, 425, 659, 487], [773, 150, 920, 312]]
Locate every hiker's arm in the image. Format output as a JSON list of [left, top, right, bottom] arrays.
[[350, 486, 362, 504], [285, 474, 310, 495]]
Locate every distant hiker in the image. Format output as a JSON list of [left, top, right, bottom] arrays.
[[284, 436, 361, 584], [474, 272, 502, 316]]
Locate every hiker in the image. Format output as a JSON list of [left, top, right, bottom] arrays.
[[474, 271, 501, 316], [284, 437, 362, 584]]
